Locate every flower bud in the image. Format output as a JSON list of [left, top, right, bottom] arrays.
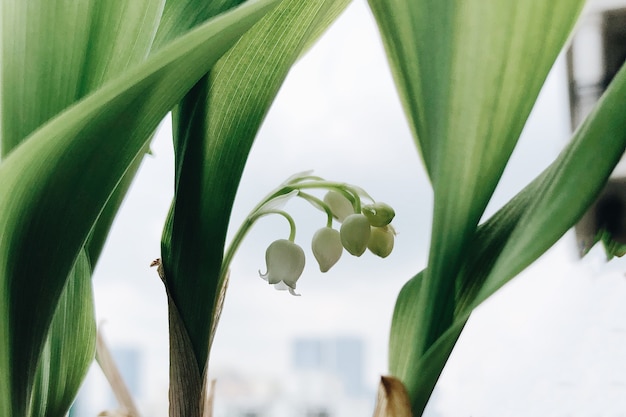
[[311, 227, 343, 272], [368, 225, 395, 258], [362, 202, 395, 227], [259, 239, 305, 290], [340, 214, 371, 256], [323, 190, 354, 222]]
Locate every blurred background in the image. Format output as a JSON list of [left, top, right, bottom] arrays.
[[71, 1, 626, 416]]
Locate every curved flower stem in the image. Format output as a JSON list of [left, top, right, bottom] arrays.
[[219, 209, 295, 282], [218, 177, 370, 283], [286, 175, 325, 184], [292, 181, 365, 212], [297, 191, 334, 227]]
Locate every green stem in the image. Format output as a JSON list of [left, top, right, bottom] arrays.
[[293, 181, 364, 212], [297, 191, 334, 227], [220, 209, 295, 280]]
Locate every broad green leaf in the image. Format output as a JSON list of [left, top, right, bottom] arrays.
[[1, 0, 164, 156], [389, 62, 626, 414], [368, 0, 586, 351], [154, 0, 246, 48], [470, 61, 626, 312], [2, 0, 93, 155], [160, 1, 351, 414], [388, 271, 465, 416], [0, 1, 279, 413], [1, 0, 162, 273], [28, 251, 96, 417], [78, 0, 167, 92]]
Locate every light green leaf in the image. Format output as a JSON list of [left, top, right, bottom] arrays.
[[1, 0, 165, 274], [28, 251, 96, 417], [160, 1, 351, 414], [0, 1, 279, 413], [388, 271, 465, 417], [389, 61, 626, 415], [470, 61, 626, 312], [368, 0, 586, 353], [154, 0, 246, 48], [1, 0, 164, 156], [2, 0, 94, 155]]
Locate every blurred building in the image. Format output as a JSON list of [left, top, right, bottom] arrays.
[[292, 336, 367, 398], [567, 2, 626, 129], [569, 2, 626, 255], [212, 336, 373, 417]]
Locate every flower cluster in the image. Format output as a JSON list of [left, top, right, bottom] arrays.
[[223, 172, 396, 296]]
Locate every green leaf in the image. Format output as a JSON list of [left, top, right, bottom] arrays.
[[2, 0, 94, 155], [368, 0, 586, 352], [1, 1, 165, 277], [28, 251, 96, 417], [153, 0, 246, 48], [389, 61, 626, 415], [388, 271, 465, 417], [0, 1, 279, 413], [469, 61, 626, 313], [160, 1, 350, 414], [1, 0, 164, 156]]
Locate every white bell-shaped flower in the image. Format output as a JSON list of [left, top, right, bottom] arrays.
[[368, 225, 395, 258], [340, 214, 371, 256], [311, 227, 343, 272], [362, 202, 395, 227], [259, 239, 305, 294], [323, 190, 354, 222]]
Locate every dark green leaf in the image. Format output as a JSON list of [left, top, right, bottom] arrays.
[[160, 1, 350, 415], [0, 1, 279, 413], [28, 251, 95, 417]]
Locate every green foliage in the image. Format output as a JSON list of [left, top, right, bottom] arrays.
[[369, 0, 626, 414], [1, 0, 626, 416], [0, 1, 280, 415], [28, 251, 95, 417], [161, 0, 351, 374]]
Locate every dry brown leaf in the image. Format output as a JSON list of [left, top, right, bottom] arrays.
[[151, 258, 204, 417], [96, 330, 141, 417], [202, 379, 217, 417], [97, 408, 133, 416], [372, 376, 412, 417]]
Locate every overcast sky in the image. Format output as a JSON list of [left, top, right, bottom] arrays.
[[87, 1, 626, 416]]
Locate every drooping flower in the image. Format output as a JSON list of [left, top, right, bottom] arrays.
[[311, 227, 343, 272], [259, 239, 305, 295], [340, 214, 371, 256], [362, 202, 395, 227], [368, 225, 395, 258], [323, 190, 354, 222]]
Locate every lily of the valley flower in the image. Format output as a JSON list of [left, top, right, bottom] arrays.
[[362, 202, 395, 227], [311, 227, 343, 272], [368, 225, 395, 258], [259, 239, 305, 296], [227, 172, 398, 296], [323, 190, 354, 222], [340, 213, 371, 256]]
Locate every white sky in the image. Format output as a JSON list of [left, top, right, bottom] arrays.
[[88, 1, 626, 416]]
